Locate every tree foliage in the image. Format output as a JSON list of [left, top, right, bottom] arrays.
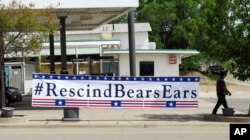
[[137, 0, 201, 49], [0, 0, 58, 107], [0, 1, 57, 58], [137, 0, 250, 81]]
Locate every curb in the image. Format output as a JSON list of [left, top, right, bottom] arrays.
[[203, 114, 250, 122], [0, 119, 230, 129]]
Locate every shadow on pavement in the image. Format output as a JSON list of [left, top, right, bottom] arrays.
[[140, 114, 204, 122], [8, 95, 61, 111]]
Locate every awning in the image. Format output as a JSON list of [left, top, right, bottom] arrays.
[[1, 0, 139, 30]]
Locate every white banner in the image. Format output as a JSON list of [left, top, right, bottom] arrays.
[[32, 74, 199, 108]]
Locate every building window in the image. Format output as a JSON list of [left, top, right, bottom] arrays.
[[140, 61, 154, 76]]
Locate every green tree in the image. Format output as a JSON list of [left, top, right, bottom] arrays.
[[227, 0, 250, 81], [137, 0, 250, 81], [0, 0, 57, 107], [137, 0, 201, 49], [197, 0, 250, 81]]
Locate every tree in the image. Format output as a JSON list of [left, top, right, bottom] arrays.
[[137, 0, 250, 81], [227, 0, 250, 81], [0, 0, 57, 108], [196, 0, 250, 81], [137, 0, 202, 49]]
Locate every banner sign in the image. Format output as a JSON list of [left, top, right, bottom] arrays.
[[32, 74, 200, 108]]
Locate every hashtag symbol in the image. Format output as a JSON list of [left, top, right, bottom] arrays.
[[34, 83, 43, 95]]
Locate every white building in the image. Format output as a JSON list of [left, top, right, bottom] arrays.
[[5, 23, 198, 94], [41, 23, 198, 76]]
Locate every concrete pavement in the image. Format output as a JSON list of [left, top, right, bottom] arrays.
[[0, 85, 249, 128]]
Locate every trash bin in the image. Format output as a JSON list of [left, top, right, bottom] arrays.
[[222, 108, 234, 116], [1, 107, 15, 117]]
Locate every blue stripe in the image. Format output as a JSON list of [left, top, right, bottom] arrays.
[[33, 74, 200, 82]]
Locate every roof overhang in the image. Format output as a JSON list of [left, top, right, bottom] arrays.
[[42, 40, 120, 48], [102, 49, 199, 58], [1, 0, 139, 30]]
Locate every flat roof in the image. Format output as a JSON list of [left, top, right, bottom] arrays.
[[1, 0, 139, 30]]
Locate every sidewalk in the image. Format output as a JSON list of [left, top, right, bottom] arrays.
[[1, 95, 249, 128]]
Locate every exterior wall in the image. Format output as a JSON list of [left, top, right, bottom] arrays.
[[119, 54, 181, 76], [24, 63, 36, 94], [113, 32, 149, 49], [57, 31, 150, 50], [54, 33, 101, 41]]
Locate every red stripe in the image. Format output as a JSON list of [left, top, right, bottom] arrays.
[[143, 106, 166, 108], [88, 99, 112, 102], [176, 106, 198, 108], [176, 100, 198, 102], [143, 100, 168, 102], [32, 98, 55, 100], [65, 105, 88, 107], [65, 99, 88, 101], [144, 106, 166, 107], [32, 104, 54, 107], [88, 105, 110, 107], [120, 106, 143, 108], [122, 100, 144, 102]]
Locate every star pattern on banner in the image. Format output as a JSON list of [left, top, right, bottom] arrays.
[[33, 74, 200, 82]]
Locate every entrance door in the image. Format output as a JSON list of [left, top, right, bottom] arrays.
[[10, 66, 23, 92]]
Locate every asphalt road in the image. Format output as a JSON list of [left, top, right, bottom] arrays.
[[0, 127, 228, 140]]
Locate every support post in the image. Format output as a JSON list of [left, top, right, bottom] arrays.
[[58, 16, 80, 121], [59, 16, 68, 75], [49, 33, 56, 74], [128, 11, 136, 76]]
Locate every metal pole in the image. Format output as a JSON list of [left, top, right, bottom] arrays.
[[128, 11, 136, 76], [58, 16, 80, 121], [49, 33, 56, 74], [59, 16, 68, 75]]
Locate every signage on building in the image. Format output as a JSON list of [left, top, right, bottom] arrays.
[[169, 55, 177, 64], [32, 74, 199, 108]]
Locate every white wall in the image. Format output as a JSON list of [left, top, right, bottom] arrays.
[[54, 33, 100, 41], [53, 26, 150, 50], [119, 54, 180, 76], [113, 32, 149, 49]]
